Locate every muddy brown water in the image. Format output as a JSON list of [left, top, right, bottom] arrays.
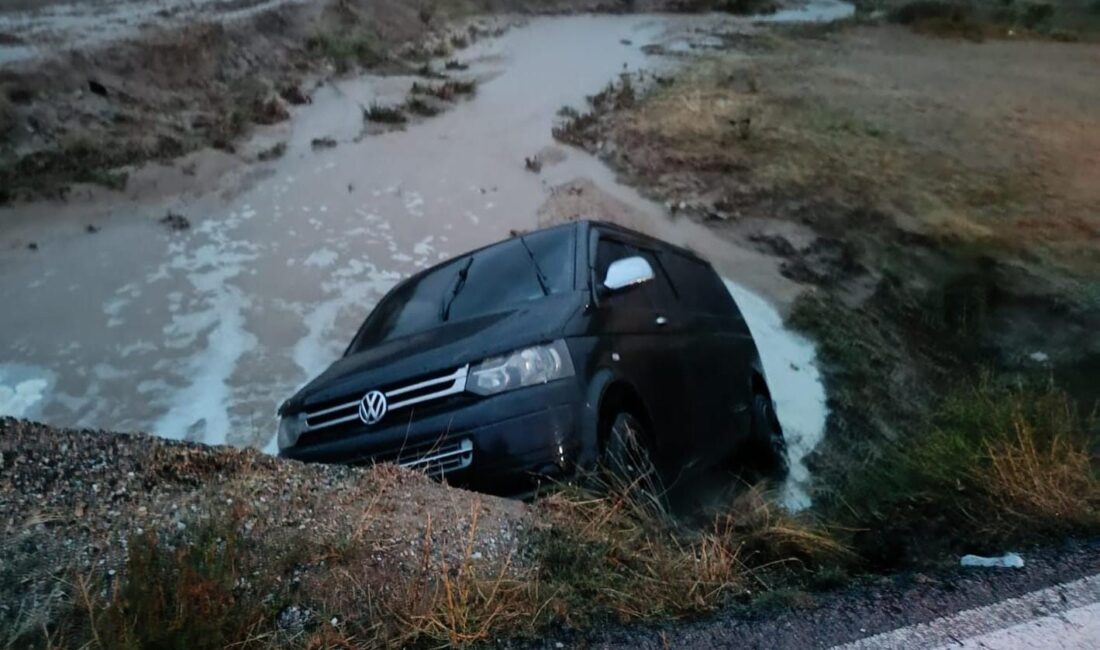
[[0, 5, 849, 508]]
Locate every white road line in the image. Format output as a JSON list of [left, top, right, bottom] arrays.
[[831, 573, 1100, 650], [940, 602, 1100, 650]]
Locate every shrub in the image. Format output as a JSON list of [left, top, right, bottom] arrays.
[[1020, 1, 1054, 28], [889, 0, 974, 24], [888, 0, 984, 39]]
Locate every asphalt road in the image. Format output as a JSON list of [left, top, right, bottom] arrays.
[[525, 540, 1100, 649]]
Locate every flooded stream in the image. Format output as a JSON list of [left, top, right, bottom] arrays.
[[0, 4, 849, 509]]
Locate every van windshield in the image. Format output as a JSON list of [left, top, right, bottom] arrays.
[[348, 228, 575, 351]]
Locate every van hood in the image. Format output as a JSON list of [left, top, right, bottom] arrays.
[[289, 292, 586, 411]]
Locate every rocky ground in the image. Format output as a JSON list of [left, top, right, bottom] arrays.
[[0, 417, 531, 646]]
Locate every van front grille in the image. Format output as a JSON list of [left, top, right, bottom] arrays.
[[302, 364, 470, 434]]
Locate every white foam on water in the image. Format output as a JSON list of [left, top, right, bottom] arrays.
[[0, 363, 55, 419], [303, 248, 339, 268], [150, 216, 259, 446], [723, 280, 827, 511]]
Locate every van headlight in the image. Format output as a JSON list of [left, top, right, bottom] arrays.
[[277, 413, 306, 450], [467, 340, 575, 396]]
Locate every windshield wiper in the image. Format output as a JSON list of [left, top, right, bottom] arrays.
[[517, 235, 551, 297], [441, 257, 474, 322]]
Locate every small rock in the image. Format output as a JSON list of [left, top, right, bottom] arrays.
[[253, 94, 290, 125], [27, 242, 38, 251], [280, 84, 311, 106], [277, 605, 315, 633], [87, 79, 108, 97], [159, 212, 191, 231], [85, 224, 100, 234]]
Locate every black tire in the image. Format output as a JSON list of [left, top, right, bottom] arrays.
[[745, 393, 789, 480], [600, 412, 654, 481]]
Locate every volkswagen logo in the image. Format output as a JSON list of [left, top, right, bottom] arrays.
[[358, 390, 388, 426]]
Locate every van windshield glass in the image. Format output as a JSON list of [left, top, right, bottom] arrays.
[[348, 228, 575, 351]]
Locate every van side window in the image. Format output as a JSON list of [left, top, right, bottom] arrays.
[[632, 247, 677, 308], [661, 251, 739, 317]]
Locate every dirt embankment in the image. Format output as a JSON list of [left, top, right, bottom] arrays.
[[552, 16, 1100, 561]]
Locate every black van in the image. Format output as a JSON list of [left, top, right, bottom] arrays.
[[277, 220, 786, 493]]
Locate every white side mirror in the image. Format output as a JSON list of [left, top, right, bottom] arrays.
[[603, 256, 654, 292]]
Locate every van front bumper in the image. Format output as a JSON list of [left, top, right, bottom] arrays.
[[279, 379, 584, 494]]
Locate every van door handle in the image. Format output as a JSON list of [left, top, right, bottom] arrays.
[[655, 316, 668, 326]]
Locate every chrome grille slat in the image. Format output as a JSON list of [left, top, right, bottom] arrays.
[[399, 438, 474, 475], [303, 364, 470, 432], [307, 400, 360, 419], [387, 365, 467, 398]]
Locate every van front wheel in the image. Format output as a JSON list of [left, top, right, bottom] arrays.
[[601, 412, 651, 479], [744, 393, 788, 480]]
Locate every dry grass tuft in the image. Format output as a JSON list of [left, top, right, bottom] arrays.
[[831, 379, 1100, 561], [710, 485, 854, 568], [371, 503, 540, 648], [983, 407, 1100, 531], [532, 462, 849, 624]]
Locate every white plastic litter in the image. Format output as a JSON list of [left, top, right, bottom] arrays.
[[960, 552, 1025, 569]]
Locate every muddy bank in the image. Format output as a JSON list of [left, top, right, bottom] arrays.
[[0, 0, 643, 202]]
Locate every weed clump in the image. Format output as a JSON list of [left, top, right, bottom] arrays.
[[257, 141, 286, 161], [364, 102, 407, 124], [81, 527, 274, 650], [405, 97, 440, 117], [411, 79, 477, 101]]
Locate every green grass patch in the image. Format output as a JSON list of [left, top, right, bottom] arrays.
[[307, 30, 382, 73], [827, 378, 1100, 566]]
